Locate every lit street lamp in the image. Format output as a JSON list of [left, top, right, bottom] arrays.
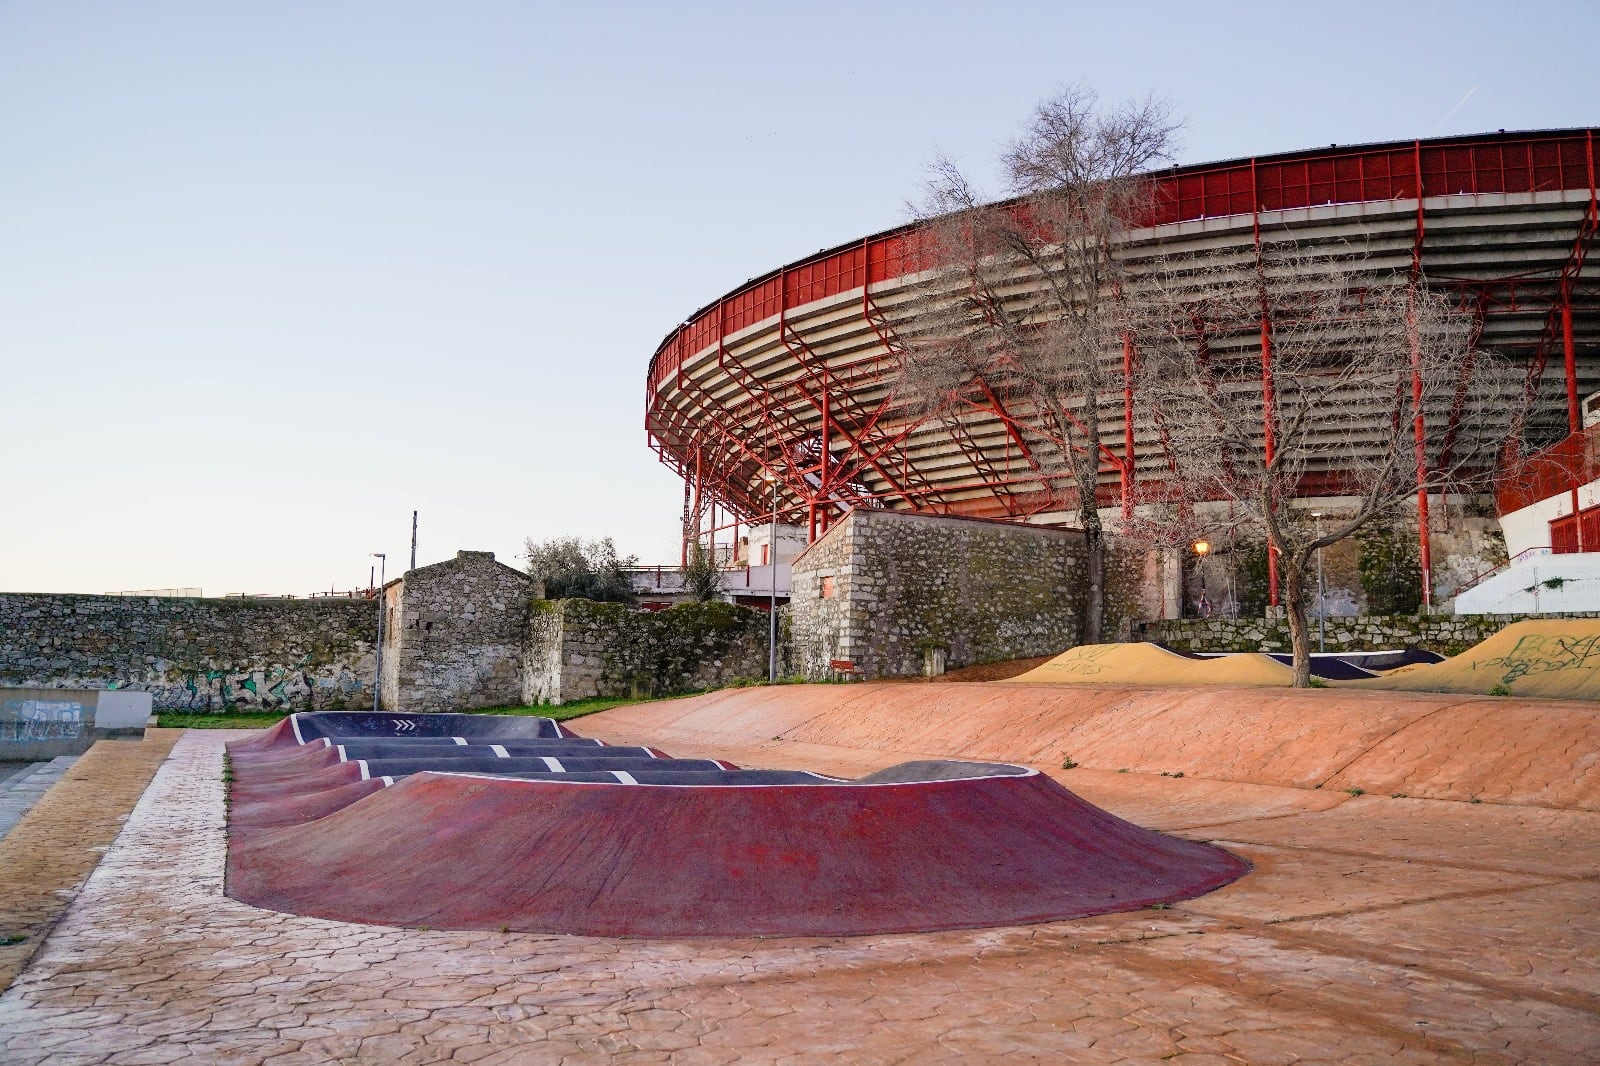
[[1311, 513, 1326, 653], [371, 553, 386, 712], [1192, 539, 1211, 617]]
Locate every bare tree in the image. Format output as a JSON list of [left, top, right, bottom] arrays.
[[1130, 243, 1523, 685], [898, 86, 1180, 645]]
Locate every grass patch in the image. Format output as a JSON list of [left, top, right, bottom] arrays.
[[156, 711, 292, 730], [470, 696, 650, 722]]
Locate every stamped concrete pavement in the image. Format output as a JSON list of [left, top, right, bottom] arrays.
[[0, 723, 1596, 1063]]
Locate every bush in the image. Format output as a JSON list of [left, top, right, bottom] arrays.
[[522, 536, 637, 605], [682, 542, 723, 602]]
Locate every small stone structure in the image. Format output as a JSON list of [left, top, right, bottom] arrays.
[[381, 551, 539, 714], [789, 510, 1094, 680], [0, 593, 377, 712], [1142, 611, 1600, 655], [526, 599, 771, 704]]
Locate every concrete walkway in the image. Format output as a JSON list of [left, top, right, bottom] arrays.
[[0, 757, 79, 843], [1, 725, 1596, 1063]]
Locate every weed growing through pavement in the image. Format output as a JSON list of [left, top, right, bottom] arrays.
[[0, 934, 26, 947], [1061, 757, 1078, 770], [1489, 683, 1512, 696], [1344, 787, 1365, 796]]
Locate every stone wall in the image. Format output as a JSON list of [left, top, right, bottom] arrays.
[[525, 599, 772, 704], [789, 510, 1091, 680], [382, 551, 538, 713], [1141, 611, 1600, 655], [0, 593, 377, 711]]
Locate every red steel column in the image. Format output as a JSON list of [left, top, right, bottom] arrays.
[[1563, 287, 1579, 433], [1122, 333, 1135, 518]]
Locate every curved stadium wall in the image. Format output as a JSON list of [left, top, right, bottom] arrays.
[[645, 130, 1598, 557]]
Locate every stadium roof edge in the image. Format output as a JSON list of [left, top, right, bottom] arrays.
[[649, 126, 1599, 362]]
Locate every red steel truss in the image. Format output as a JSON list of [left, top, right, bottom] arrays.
[[648, 130, 1600, 580]]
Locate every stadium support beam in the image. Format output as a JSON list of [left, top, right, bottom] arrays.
[[1251, 158, 1281, 607]]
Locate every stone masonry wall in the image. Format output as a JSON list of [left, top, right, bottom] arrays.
[[789, 510, 1089, 680], [382, 551, 537, 713], [1141, 611, 1600, 655], [0, 593, 376, 711], [525, 599, 772, 705]]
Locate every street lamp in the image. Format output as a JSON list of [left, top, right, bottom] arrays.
[[1192, 540, 1211, 617], [1311, 513, 1326, 652], [371, 553, 386, 712], [763, 468, 779, 683]]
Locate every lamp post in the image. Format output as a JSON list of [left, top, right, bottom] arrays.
[[764, 469, 779, 683], [371, 553, 386, 712], [1311, 512, 1326, 653], [1192, 539, 1211, 617]]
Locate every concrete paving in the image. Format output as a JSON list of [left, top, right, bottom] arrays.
[[1, 706, 1596, 1063], [0, 758, 79, 844]]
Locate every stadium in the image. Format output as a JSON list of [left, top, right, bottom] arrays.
[[644, 129, 1598, 607]]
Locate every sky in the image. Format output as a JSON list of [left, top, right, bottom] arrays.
[[1, 0, 1596, 595]]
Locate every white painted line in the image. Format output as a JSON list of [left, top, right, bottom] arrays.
[[380, 775, 395, 786], [452, 737, 468, 746], [322, 737, 333, 749], [490, 744, 510, 759], [611, 770, 638, 784], [541, 756, 565, 772], [426, 765, 1041, 789], [713, 760, 736, 770], [552, 720, 569, 738], [337, 745, 348, 763], [290, 714, 306, 745], [357, 760, 371, 781]]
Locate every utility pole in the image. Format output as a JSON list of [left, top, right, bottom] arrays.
[[410, 511, 418, 571], [371, 553, 386, 712]]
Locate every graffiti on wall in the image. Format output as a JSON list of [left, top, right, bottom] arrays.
[[141, 665, 369, 712], [1, 698, 85, 742], [1479, 632, 1600, 684]]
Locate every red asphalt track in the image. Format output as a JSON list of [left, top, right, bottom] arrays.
[[225, 714, 1249, 938]]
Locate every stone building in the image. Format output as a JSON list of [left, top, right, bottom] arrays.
[[380, 551, 539, 713]]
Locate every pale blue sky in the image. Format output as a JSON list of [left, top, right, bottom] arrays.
[[2, 0, 1595, 594]]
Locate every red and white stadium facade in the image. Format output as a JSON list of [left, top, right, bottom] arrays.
[[645, 130, 1599, 606]]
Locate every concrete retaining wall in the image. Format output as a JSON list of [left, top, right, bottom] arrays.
[[1, 687, 153, 760]]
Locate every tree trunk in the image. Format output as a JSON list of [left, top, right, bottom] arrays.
[[1081, 502, 1105, 646], [1281, 549, 1312, 687]]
